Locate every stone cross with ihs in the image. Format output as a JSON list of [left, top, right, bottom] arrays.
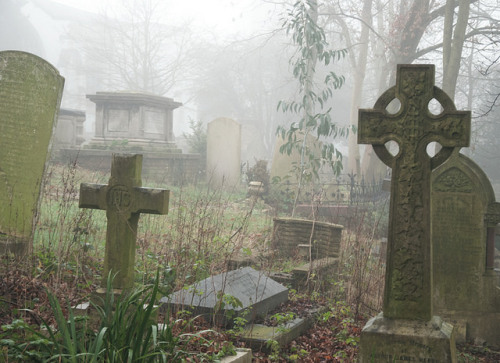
[[359, 64, 471, 321], [79, 154, 169, 290]]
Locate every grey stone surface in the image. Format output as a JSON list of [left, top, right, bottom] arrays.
[[160, 267, 288, 324], [360, 313, 457, 363], [432, 150, 500, 346], [86, 92, 182, 151], [358, 64, 470, 361], [53, 108, 85, 150], [207, 117, 241, 187], [358, 64, 470, 321], [79, 153, 169, 289], [0, 51, 64, 254]]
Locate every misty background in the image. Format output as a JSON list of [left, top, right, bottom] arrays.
[[1, 0, 499, 189]]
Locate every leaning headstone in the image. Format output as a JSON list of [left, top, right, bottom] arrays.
[[79, 153, 169, 290], [0, 51, 64, 254], [206, 117, 241, 187], [358, 64, 470, 362], [432, 150, 500, 346], [160, 267, 288, 325]]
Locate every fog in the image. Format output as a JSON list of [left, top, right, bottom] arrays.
[[1, 0, 499, 189]]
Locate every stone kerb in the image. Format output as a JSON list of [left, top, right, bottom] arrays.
[[0, 51, 64, 254], [272, 218, 342, 259]]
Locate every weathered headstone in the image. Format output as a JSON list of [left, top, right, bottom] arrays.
[[79, 153, 169, 290], [432, 150, 500, 345], [206, 117, 241, 187], [0, 51, 64, 254], [160, 267, 288, 325], [53, 108, 85, 151], [358, 64, 470, 362]]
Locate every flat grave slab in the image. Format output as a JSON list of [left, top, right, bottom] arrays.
[[160, 267, 288, 325]]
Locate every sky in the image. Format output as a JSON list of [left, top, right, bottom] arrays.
[[51, 0, 279, 39]]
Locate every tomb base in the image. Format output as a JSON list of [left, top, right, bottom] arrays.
[[359, 313, 457, 363]]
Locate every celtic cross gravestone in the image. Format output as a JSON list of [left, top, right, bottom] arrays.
[[358, 64, 470, 362], [79, 154, 169, 290], [0, 51, 64, 255]]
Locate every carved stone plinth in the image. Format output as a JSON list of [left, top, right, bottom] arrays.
[[360, 313, 457, 363]]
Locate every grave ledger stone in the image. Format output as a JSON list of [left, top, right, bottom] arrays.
[[160, 267, 288, 325], [79, 154, 169, 290], [0, 51, 64, 254], [432, 150, 500, 346], [358, 64, 471, 362]]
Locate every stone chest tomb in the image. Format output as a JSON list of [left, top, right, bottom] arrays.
[[86, 92, 182, 152], [62, 92, 201, 184]]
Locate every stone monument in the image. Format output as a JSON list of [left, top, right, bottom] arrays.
[[64, 92, 201, 184], [206, 117, 241, 187], [160, 267, 288, 325], [432, 150, 500, 346], [358, 64, 471, 362], [0, 51, 64, 254], [86, 92, 182, 152], [79, 154, 169, 290], [53, 108, 85, 151]]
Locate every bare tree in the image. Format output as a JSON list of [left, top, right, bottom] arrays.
[[78, 0, 193, 95]]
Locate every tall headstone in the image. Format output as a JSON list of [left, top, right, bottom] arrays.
[[358, 64, 470, 362], [432, 150, 500, 345], [79, 154, 169, 290], [0, 51, 64, 254], [206, 117, 241, 187]]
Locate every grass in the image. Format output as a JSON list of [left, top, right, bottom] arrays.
[[8, 161, 495, 361]]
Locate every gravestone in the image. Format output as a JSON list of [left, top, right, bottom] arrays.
[[79, 153, 169, 290], [0, 51, 64, 254], [206, 117, 241, 187], [160, 267, 288, 325], [358, 64, 471, 362], [53, 108, 85, 151], [432, 150, 500, 345]]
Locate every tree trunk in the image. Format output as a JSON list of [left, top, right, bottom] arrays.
[[347, 0, 372, 178]]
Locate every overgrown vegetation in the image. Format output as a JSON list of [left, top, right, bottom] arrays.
[[1, 162, 497, 361]]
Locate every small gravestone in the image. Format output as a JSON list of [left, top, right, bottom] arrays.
[[432, 150, 500, 345], [160, 267, 288, 325], [358, 64, 470, 362], [79, 153, 169, 290], [0, 51, 64, 254], [53, 108, 85, 151], [206, 118, 241, 187]]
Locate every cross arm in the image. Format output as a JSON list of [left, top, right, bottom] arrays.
[[134, 187, 169, 215], [79, 183, 108, 210]]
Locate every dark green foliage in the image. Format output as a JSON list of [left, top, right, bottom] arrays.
[[0, 272, 234, 362]]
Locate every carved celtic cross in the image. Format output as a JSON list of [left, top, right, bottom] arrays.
[[79, 154, 169, 290], [358, 64, 470, 320]]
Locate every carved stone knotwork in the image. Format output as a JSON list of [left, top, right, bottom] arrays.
[[358, 64, 471, 321]]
